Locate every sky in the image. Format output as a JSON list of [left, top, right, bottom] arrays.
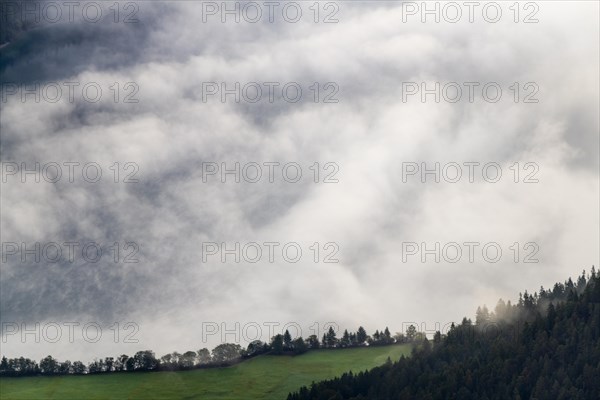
[[0, 0, 599, 362]]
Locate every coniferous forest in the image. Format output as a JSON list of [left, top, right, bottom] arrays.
[[288, 269, 600, 400]]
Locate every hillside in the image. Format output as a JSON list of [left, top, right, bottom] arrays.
[[288, 271, 600, 400], [0, 345, 411, 400]]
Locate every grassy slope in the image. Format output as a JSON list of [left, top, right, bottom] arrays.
[[0, 345, 411, 400]]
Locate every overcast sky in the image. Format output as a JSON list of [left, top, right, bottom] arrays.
[[1, 0, 598, 362]]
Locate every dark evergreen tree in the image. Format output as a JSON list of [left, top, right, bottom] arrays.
[[383, 327, 391, 344], [341, 329, 351, 347], [326, 326, 337, 348], [293, 337, 308, 355], [283, 329, 293, 350], [271, 334, 284, 355], [356, 326, 368, 344], [306, 334, 320, 349]]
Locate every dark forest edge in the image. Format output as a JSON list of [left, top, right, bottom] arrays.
[[0, 322, 419, 377], [288, 268, 600, 400]]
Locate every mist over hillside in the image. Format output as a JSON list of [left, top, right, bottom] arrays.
[[1, 0, 598, 379], [289, 271, 600, 399]]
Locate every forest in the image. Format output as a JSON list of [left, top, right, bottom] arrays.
[[288, 269, 600, 400]]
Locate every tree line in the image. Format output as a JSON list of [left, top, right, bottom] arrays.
[[0, 323, 422, 377], [288, 268, 600, 400]]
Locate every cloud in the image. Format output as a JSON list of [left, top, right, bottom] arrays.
[[0, 0, 598, 361]]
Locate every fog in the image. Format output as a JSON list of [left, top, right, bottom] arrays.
[[0, 0, 598, 362]]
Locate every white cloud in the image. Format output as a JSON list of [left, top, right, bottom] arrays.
[[1, 1, 598, 361]]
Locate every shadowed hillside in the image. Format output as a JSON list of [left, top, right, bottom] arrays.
[[289, 270, 600, 400]]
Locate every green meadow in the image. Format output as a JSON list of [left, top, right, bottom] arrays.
[[0, 345, 411, 400]]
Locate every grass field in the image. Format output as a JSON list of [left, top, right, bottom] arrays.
[[0, 345, 411, 400]]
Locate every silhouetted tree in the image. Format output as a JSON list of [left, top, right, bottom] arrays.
[[357, 326, 368, 344], [271, 334, 284, 355], [197, 348, 211, 364], [211, 344, 242, 364], [293, 337, 308, 355], [283, 329, 293, 350]]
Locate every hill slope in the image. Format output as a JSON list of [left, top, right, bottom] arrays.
[[0, 345, 411, 400], [289, 271, 600, 400]]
